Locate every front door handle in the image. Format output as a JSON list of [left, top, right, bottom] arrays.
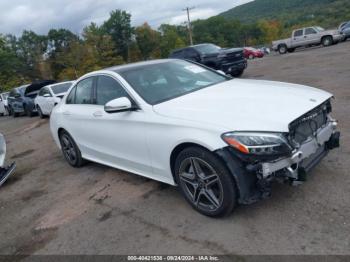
[[93, 111, 103, 117]]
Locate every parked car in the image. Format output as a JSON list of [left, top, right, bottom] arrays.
[[272, 26, 344, 54], [0, 96, 6, 116], [244, 47, 264, 59], [339, 21, 350, 40], [8, 80, 55, 117], [169, 43, 247, 77], [50, 59, 340, 217], [7, 84, 29, 117], [0, 92, 9, 115], [35, 81, 74, 118], [0, 133, 16, 187]]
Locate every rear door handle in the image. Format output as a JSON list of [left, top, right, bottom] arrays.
[[93, 111, 103, 117], [63, 111, 71, 116]]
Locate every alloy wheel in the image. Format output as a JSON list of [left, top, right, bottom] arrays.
[[60, 134, 77, 164], [178, 157, 223, 212]]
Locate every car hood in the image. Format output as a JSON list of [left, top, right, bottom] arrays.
[[24, 80, 56, 96], [153, 79, 332, 132], [202, 48, 243, 58]]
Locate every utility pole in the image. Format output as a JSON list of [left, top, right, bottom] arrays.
[[183, 6, 195, 45]]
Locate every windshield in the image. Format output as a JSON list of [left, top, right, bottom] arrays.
[[315, 26, 325, 32], [51, 82, 73, 94], [118, 60, 228, 105], [193, 44, 221, 54]]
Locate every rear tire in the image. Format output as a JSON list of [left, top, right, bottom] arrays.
[[322, 36, 333, 47], [24, 105, 34, 117], [230, 70, 244, 77], [174, 146, 237, 217], [59, 130, 86, 168]]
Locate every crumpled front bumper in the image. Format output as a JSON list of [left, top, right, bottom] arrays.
[[216, 119, 340, 205], [261, 120, 339, 180]]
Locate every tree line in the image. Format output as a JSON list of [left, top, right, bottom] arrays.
[[0, 8, 339, 91]]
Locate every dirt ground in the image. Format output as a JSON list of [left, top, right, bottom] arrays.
[[0, 41, 349, 256]]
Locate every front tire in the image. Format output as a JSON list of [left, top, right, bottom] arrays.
[[37, 106, 45, 119], [59, 131, 86, 167], [174, 147, 237, 217]]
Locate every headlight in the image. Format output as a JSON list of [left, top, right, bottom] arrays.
[[221, 132, 292, 155]]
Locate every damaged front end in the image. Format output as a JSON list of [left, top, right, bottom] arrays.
[[0, 133, 16, 187], [216, 100, 340, 205]]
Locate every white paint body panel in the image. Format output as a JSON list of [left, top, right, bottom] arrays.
[[50, 65, 333, 185]]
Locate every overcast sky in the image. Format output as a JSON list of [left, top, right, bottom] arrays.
[[0, 0, 253, 36]]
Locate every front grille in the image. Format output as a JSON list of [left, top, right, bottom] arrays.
[[289, 100, 331, 144]]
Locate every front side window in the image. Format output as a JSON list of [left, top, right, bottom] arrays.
[[118, 60, 228, 105], [52, 82, 73, 95], [66, 86, 76, 104], [75, 78, 94, 104], [294, 30, 303, 37], [38, 88, 45, 96], [96, 76, 129, 105]]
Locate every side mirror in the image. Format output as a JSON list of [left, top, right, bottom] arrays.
[[104, 97, 135, 113], [14, 93, 21, 98]]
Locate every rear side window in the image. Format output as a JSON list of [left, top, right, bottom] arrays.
[[96, 76, 129, 105], [75, 78, 94, 104], [294, 30, 303, 37], [305, 28, 317, 35], [52, 82, 72, 94], [170, 50, 184, 58]]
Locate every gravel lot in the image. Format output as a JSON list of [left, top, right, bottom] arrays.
[[0, 41, 349, 255]]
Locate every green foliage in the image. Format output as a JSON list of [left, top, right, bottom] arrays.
[[220, 0, 350, 29], [1, 2, 348, 91], [135, 23, 161, 60], [101, 10, 133, 61], [158, 24, 187, 57]]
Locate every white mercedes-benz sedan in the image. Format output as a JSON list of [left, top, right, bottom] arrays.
[[35, 81, 74, 118], [50, 59, 340, 217]]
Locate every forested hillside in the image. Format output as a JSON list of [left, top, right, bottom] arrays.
[[1, 0, 350, 91], [220, 0, 350, 27]]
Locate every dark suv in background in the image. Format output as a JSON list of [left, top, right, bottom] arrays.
[[169, 43, 247, 77], [8, 80, 55, 117]]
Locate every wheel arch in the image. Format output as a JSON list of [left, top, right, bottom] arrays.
[[169, 142, 213, 182]]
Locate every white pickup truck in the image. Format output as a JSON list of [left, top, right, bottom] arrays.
[[272, 26, 344, 54]]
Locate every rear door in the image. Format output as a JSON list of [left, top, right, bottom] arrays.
[[304, 27, 319, 45], [61, 77, 97, 154], [292, 29, 305, 47]]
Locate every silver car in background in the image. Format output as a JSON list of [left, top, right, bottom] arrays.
[[0, 133, 16, 187]]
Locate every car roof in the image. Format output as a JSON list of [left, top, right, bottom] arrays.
[[47, 81, 74, 88], [105, 59, 175, 73]]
